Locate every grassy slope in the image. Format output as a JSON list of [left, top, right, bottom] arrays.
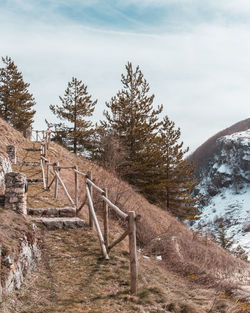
[[0, 118, 249, 312], [45, 139, 250, 291], [2, 225, 246, 313]]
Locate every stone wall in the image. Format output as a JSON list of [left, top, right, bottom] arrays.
[[0, 228, 40, 302], [6, 145, 16, 164], [0, 155, 12, 190], [4, 172, 27, 215], [0, 245, 2, 302]]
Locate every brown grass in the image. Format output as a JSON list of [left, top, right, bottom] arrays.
[[1, 224, 244, 313], [0, 117, 249, 312], [42, 140, 250, 292]]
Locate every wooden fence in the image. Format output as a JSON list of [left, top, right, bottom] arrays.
[[34, 129, 139, 294]]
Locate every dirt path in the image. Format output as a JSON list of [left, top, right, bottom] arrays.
[[3, 226, 140, 313], [2, 141, 248, 313], [3, 224, 245, 313]]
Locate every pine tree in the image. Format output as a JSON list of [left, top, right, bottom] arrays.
[[102, 62, 163, 185], [0, 56, 36, 131], [101, 62, 200, 219], [159, 116, 200, 220], [49, 77, 97, 155]]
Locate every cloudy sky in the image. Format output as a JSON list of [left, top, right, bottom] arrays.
[[1, 0, 250, 152]]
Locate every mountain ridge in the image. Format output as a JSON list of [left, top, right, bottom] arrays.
[[188, 118, 250, 174], [189, 123, 250, 261]]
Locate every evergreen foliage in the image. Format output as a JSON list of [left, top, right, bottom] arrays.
[[0, 56, 36, 131], [214, 219, 234, 250], [102, 62, 163, 185], [101, 62, 200, 220], [49, 77, 97, 155], [158, 116, 200, 220]]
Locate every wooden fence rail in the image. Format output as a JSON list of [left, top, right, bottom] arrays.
[[36, 129, 138, 294]]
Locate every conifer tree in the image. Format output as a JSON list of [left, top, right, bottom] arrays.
[[50, 77, 97, 155], [159, 116, 200, 220], [102, 62, 163, 185], [0, 56, 36, 131]]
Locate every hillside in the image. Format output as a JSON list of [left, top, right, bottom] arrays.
[[187, 118, 250, 175], [0, 117, 250, 312], [189, 127, 250, 261]]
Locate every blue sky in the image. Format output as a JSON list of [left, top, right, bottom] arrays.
[[0, 0, 250, 152]]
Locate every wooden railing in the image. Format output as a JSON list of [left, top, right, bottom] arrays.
[[36, 129, 139, 294], [31, 129, 52, 143]]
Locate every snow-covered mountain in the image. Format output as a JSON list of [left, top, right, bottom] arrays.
[[190, 127, 250, 260]]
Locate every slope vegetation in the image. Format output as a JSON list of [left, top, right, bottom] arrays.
[[0, 118, 249, 312]]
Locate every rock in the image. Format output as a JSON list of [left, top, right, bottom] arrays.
[[34, 217, 85, 229], [27, 207, 76, 217], [2, 232, 40, 295], [0, 155, 12, 189]]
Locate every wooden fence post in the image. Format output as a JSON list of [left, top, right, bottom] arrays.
[[47, 130, 51, 148], [87, 171, 93, 228], [44, 142, 47, 156], [46, 161, 50, 189], [103, 188, 109, 249], [54, 162, 59, 198], [85, 184, 109, 260], [41, 158, 46, 189], [41, 143, 44, 156], [75, 166, 78, 209], [36, 130, 38, 141], [128, 211, 138, 294]]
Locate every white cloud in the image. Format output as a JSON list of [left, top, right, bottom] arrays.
[[0, 3, 250, 152]]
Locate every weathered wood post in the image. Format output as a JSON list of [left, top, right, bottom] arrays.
[[74, 165, 78, 208], [87, 171, 93, 228], [23, 127, 32, 140], [43, 141, 47, 157], [54, 162, 59, 198], [40, 143, 44, 156], [47, 130, 51, 149], [40, 158, 46, 189], [46, 161, 50, 189], [103, 188, 109, 249], [85, 184, 109, 260], [128, 211, 138, 294]]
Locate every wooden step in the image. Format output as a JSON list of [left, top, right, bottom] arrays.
[[27, 178, 43, 183], [33, 217, 85, 229], [24, 148, 41, 152], [27, 207, 76, 217], [0, 195, 5, 207], [18, 161, 40, 166]]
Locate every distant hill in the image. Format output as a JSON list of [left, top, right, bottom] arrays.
[[189, 119, 250, 261], [188, 118, 250, 174]]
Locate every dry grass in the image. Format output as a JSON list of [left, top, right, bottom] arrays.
[[42, 141, 250, 293], [1, 224, 244, 313], [0, 117, 249, 312]]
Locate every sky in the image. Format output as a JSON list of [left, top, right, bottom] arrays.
[[0, 0, 250, 153]]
